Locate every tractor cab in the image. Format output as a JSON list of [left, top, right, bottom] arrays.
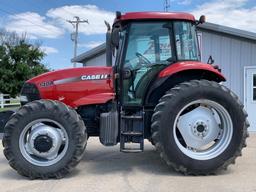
[[109, 13, 201, 106]]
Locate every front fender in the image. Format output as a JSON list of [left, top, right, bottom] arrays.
[[159, 61, 225, 81]]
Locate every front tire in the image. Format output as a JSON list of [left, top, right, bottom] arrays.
[[3, 100, 87, 179], [151, 80, 249, 175]]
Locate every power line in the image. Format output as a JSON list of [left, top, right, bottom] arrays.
[[67, 16, 88, 68], [164, 0, 170, 12], [7, 0, 75, 25]]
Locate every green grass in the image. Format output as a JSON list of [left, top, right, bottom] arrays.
[[0, 106, 19, 112], [10, 99, 20, 104]]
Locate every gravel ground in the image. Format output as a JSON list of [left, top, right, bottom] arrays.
[[0, 134, 255, 192]]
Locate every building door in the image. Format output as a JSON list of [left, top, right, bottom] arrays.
[[245, 67, 256, 131]]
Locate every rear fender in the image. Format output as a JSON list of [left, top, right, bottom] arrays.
[[158, 61, 225, 81], [144, 63, 226, 106]]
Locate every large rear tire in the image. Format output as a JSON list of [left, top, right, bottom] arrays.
[[3, 100, 87, 179], [151, 80, 249, 175]]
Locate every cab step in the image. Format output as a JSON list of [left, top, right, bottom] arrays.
[[120, 109, 144, 153], [121, 115, 143, 120], [121, 149, 143, 153], [121, 131, 143, 136]]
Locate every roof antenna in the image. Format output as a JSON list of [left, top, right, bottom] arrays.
[[164, 0, 170, 12]]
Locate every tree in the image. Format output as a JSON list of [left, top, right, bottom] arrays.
[[0, 30, 49, 97]]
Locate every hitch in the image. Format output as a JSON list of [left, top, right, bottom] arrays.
[[0, 110, 16, 139]]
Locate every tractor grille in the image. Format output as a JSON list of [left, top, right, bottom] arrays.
[[20, 82, 41, 105]]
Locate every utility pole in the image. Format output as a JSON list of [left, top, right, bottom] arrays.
[[164, 0, 170, 12], [67, 16, 88, 67]]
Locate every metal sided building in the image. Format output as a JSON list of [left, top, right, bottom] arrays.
[[72, 22, 256, 131]]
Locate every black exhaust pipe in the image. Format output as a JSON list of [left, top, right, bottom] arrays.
[[105, 21, 112, 67]]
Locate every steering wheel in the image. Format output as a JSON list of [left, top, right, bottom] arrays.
[[135, 52, 151, 66]]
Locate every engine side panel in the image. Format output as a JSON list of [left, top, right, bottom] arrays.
[[26, 67, 114, 108]]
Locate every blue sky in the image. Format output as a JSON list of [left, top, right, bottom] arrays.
[[0, 0, 255, 70]]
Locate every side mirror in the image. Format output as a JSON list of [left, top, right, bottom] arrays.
[[199, 15, 206, 24], [111, 28, 120, 48]]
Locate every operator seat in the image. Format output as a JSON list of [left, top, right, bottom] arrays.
[[134, 65, 165, 99]]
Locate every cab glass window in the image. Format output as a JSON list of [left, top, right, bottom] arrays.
[[124, 22, 172, 68], [174, 21, 199, 61]]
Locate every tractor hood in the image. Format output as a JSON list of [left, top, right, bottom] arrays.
[[22, 66, 114, 107]]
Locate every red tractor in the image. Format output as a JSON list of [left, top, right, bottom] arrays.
[[1, 12, 249, 179]]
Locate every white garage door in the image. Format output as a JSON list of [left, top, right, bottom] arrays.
[[245, 67, 256, 131]]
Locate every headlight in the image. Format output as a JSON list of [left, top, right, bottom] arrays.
[[20, 95, 28, 102]]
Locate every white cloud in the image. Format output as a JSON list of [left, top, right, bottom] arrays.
[[178, 0, 192, 5], [78, 41, 104, 49], [171, 0, 192, 6], [40, 46, 58, 54], [192, 0, 256, 33], [46, 5, 115, 35], [4, 5, 114, 39], [5, 12, 64, 39]]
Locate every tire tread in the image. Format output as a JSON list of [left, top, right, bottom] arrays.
[[151, 80, 249, 175], [3, 99, 87, 179]]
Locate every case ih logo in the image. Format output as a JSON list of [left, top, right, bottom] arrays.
[[40, 74, 110, 87], [81, 74, 109, 81]]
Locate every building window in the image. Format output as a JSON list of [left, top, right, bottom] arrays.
[[253, 74, 256, 101]]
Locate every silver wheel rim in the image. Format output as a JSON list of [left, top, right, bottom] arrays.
[[173, 99, 233, 160], [19, 119, 69, 166]]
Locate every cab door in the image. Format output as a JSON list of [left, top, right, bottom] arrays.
[[121, 22, 173, 106]]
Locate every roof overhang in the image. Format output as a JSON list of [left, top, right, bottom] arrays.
[[71, 43, 106, 63], [197, 22, 256, 41]]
